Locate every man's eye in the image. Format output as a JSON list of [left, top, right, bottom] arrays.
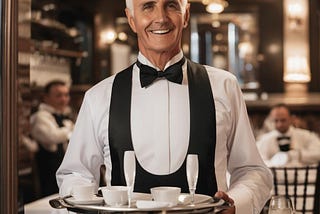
[[143, 3, 154, 10], [167, 1, 180, 10]]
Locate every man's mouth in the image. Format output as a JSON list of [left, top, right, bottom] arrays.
[[150, 29, 171, 34]]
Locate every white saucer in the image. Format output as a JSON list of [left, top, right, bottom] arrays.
[[132, 193, 213, 209], [65, 195, 104, 205], [178, 193, 213, 205], [136, 200, 174, 209]]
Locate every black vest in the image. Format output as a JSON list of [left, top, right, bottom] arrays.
[[108, 60, 217, 196], [52, 113, 69, 154]]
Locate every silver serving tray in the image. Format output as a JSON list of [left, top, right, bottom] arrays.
[[62, 193, 229, 213]]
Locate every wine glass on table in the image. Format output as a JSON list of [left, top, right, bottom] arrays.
[[268, 195, 295, 214], [186, 154, 199, 206], [124, 151, 136, 207]]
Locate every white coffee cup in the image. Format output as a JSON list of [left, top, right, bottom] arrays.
[[150, 186, 181, 206], [101, 186, 128, 206], [71, 183, 96, 201]]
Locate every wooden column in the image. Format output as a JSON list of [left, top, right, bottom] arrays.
[[0, 0, 18, 213]]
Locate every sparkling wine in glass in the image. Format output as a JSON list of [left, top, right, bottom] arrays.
[[186, 154, 199, 205], [124, 151, 136, 207], [268, 195, 295, 214]]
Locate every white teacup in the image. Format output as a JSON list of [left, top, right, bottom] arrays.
[[150, 186, 181, 206], [71, 183, 96, 201], [101, 186, 128, 206]]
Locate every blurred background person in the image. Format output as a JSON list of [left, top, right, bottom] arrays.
[[257, 103, 320, 167], [30, 80, 74, 197]]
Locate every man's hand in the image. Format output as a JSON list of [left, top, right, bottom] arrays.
[[214, 191, 235, 214]]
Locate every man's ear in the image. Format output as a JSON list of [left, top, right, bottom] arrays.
[[125, 8, 137, 33], [183, 3, 190, 28]]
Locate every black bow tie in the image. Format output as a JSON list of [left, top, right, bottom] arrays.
[[52, 113, 70, 127], [277, 136, 291, 151], [137, 57, 185, 88]]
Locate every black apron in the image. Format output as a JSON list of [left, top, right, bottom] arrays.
[[36, 113, 67, 197]]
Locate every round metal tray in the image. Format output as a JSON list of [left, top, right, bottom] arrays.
[[63, 193, 227, 213]]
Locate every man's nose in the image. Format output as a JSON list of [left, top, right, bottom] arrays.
[[154, 7, 168, 22]]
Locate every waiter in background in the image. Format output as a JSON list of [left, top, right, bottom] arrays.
[[257, 103, 320, 167], [30, 80, 74, 197]]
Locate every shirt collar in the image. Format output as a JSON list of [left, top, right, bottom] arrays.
[[276, 126, 294, 137], [137, 51, 184, 71], [38, 103, 71, 115]]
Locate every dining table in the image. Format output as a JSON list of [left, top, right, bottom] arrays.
[[24, 193, 69, 214]]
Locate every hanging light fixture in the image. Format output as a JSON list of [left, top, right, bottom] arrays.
[[203, 0, 228, 14], [284, 56, 310, 83]]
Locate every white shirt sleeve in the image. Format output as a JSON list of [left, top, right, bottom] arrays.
[[56, 77, 114, 196], [215, 73, 273, 214], [256, 132, 280, 164], [293, 129, 320, 164], [30, 111, 72, 146], [56, 93, 105, 196]]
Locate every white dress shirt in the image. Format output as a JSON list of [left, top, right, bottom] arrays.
[[57, 51, 272, 214], [30, 103, 74, 152], [257, 126, 320, 166]]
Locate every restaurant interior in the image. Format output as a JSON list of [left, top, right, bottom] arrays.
[[1, 0, 320, 213]]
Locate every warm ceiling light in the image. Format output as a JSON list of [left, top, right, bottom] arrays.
[[100, 29, 116, 45], [287, 0, 304, 29], [203, 0, 228, 14], [207, 3, 224, 13], [42, 3, 57, 11], [284, 56, 311, 83], [118, 32, 128, 41], [212, 20, 221, 28]]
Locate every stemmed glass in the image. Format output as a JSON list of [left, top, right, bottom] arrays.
[[123, 151, 136, 207], [268, 195, 295, 214], [186, 154, 199, 206]]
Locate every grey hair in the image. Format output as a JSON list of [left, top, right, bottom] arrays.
[[126, 0, 134, 14], [125, 0, 188, 16]]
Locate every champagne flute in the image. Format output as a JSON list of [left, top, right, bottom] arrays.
[[268, 195, 295, 214], [124, 151, 136, 207], [186, 154, 199, 205]]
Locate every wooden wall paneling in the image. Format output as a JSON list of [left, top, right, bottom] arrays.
[[257, 0, 284, 93], [0, 0, 19, 213], [309, 0, 320, 92]]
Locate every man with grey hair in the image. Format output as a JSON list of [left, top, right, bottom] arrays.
[[57, 1, 272, 213]]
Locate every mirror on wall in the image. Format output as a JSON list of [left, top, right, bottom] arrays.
[[190, 12, 260, 91]]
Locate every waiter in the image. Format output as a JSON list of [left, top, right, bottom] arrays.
[[31, 80, 74, 197], [257, 103, 320, 167], [57, 0, 272, 213]]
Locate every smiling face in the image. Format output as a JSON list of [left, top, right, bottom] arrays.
[[44, 84, 70, 112], [125, 0, 189, 61]]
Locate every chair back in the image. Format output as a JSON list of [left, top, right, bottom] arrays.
[[270, 163, 320, 214]]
